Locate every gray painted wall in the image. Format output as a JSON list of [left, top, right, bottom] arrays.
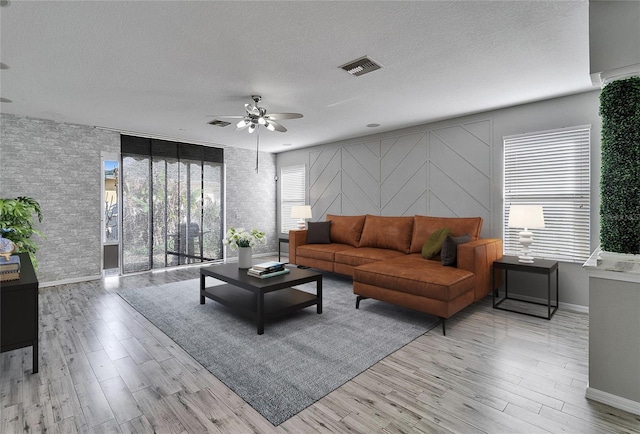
[[277, 90, 602, 308], [589, 1, 640, 76], [589, 276, 640, 404], [0, 113, 278, 284]]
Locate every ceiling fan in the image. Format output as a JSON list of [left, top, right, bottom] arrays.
[[212, 95, 303, 171]]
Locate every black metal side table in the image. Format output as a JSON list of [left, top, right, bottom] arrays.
[[492, 255, 559, 320]]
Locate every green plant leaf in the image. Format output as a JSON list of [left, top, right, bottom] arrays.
[[599, 76, 640, 254], [0, 196, 45, 269]]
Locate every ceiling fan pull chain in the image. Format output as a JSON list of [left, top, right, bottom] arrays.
[[256, 126, 260, 172]]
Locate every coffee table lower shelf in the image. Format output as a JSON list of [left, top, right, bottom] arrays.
[[201, 284, 320, 334]]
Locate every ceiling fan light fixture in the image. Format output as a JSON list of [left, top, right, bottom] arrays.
[[211, 95, 302, 172]]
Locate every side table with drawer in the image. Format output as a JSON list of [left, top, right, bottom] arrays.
[[1, 252, 39, 373]]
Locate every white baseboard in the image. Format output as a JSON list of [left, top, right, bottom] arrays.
[[40, 252, 283, 287], [500, 293, 589, 314], [586, 387, 640, 416], [559, 300, 588, 314], [41, 274, 102, 288]]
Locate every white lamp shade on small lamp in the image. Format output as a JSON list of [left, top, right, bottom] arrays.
[[291, 205, 312, 230], [508, 204, 546, 263]]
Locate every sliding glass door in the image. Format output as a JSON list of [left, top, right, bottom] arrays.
[[122, 154, 150, 273], [102, 152, 121, 275], [121, 136, 223, 273]]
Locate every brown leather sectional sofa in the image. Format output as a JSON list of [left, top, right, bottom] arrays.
[[289, 214, 503, 334]]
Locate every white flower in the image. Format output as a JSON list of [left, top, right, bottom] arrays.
[[223, 227, 266, 251]]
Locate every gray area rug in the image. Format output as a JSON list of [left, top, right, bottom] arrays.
[[118, 273, 439, 425]]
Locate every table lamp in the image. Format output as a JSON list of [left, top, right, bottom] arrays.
[[508, 204, 545, 263], [291, 205, 312, 230]]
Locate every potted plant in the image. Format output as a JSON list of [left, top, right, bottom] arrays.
[[223, 227, 266, 268], [0, 196, 44, 269]]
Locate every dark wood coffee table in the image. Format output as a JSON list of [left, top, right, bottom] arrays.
[[200, 263, 322, 335]]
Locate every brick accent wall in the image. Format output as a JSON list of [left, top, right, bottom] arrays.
[[223, 147, 277, 258], [0, 114, 278, 282], [0, 114, 120, 283]]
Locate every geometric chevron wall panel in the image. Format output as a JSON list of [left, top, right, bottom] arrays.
[[309, 148, 342, 219], [381, 133, 428, 216], [307, 119, 492, 236], [431, 123, 491, 175], [428, 121, 492, 226], [342, 141, 381, 215]]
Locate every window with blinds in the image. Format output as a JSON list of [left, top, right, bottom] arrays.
[[503, 126, 591, 263], [280, 164, 306, 233]]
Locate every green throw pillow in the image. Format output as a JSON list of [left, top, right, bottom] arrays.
[[421, 228, 451, 259]]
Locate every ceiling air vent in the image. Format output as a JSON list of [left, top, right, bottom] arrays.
[[339, 56, 382, 77], [208, 119, 231, 127]]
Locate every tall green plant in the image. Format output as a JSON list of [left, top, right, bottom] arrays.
[[0, 196, 44, 268], [599, 76, 640, 254]]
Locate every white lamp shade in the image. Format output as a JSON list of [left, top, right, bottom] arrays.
[[291, 205, 312, 230], [290, 205, 312, 219], [508, 204, 545, 229]]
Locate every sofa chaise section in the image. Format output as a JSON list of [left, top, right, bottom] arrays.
[[353, 255, 476, 329]]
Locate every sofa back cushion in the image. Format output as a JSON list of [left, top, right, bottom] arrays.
[[410, 216, 483, 253], [359, 215, 414, 253], [326, 214, 366, 247]]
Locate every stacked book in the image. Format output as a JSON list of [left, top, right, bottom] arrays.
[[0, 255, 21, 282], [247, 261, 290, 279]]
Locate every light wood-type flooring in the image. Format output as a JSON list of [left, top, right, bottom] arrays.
[[2, 258, 639, 433]]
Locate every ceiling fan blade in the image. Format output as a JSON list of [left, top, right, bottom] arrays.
[[245, 103, 259, 116], [266, 119, 287, 132], [215, 115, 245, 119], [265, 113, 303, 120]]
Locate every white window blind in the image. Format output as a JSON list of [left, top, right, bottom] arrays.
[[281, 164, 306, 233], [504, 126, 591, 263]]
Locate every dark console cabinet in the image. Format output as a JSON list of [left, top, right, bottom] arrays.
[[1, 252, 39, 373]]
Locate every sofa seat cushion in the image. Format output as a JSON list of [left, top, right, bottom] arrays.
[[335, 247, 406, 267], [353, 254, 475, 302], [296, 243, 355, 262]]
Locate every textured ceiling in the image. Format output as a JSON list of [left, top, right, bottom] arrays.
[[0, 1, 594, 153]]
